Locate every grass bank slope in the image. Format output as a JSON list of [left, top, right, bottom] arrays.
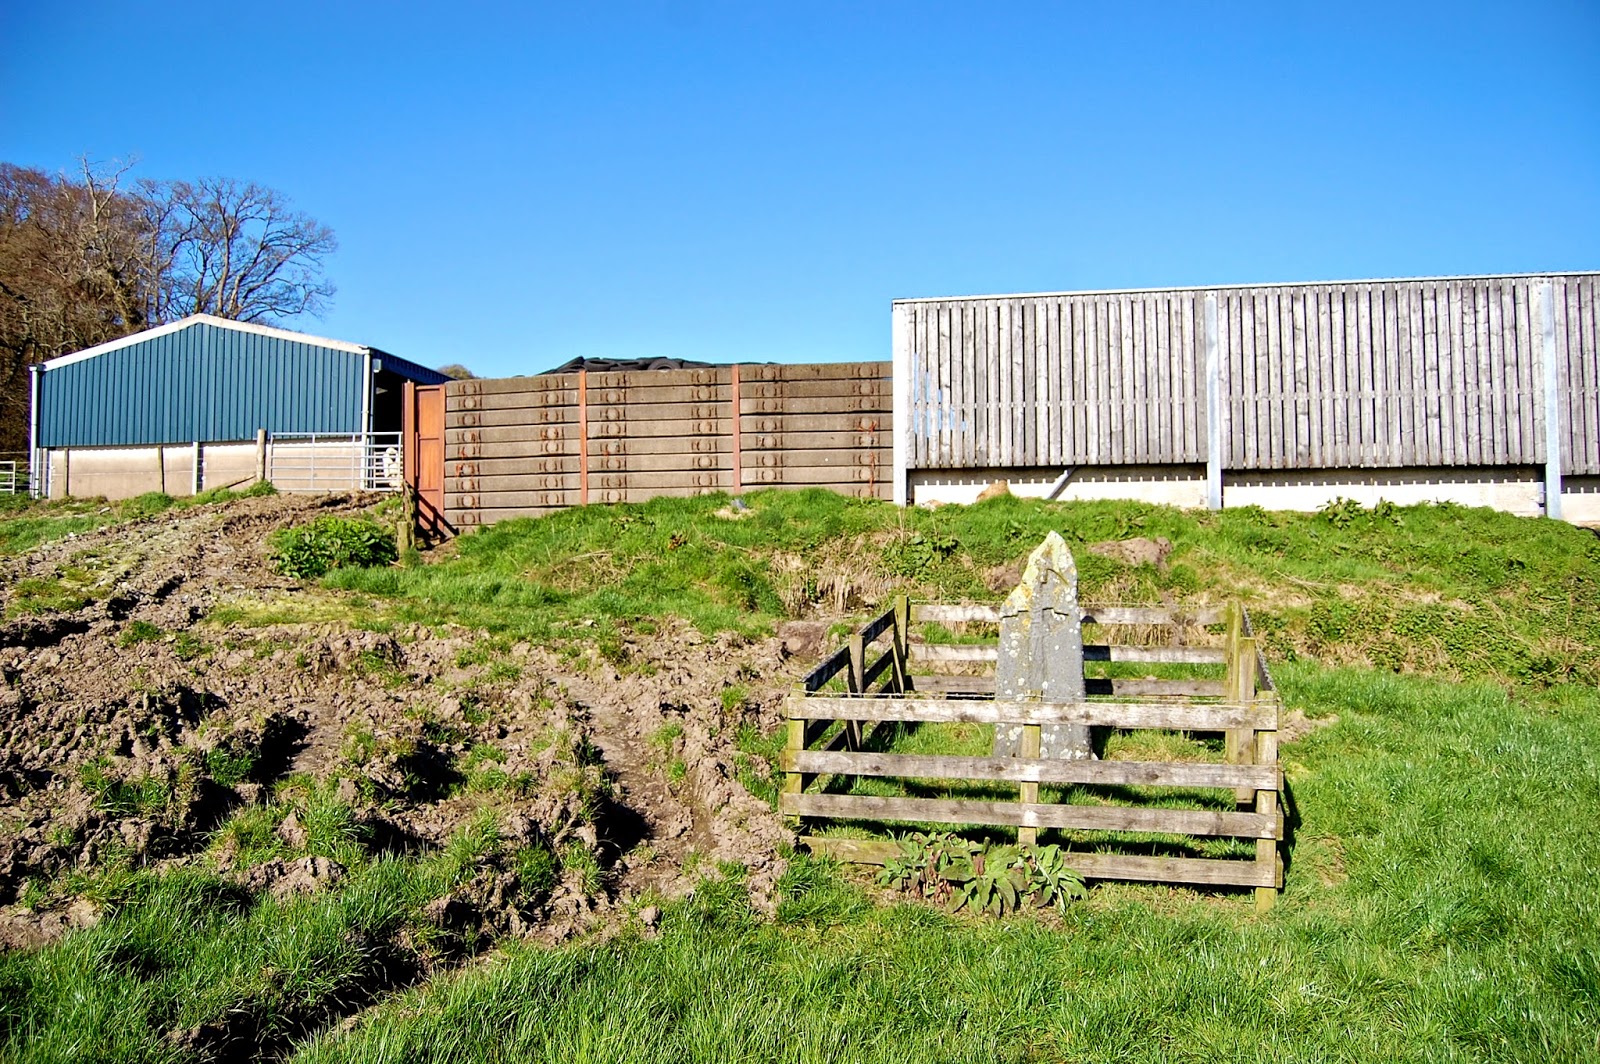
[[334, 489, 1600, 685], [0, 490, 1596, 1062]]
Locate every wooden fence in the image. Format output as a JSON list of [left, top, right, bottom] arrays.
[[892, 272, 1600, 500], [783, 599, 1284, 909], [443, 362, 891, 527]]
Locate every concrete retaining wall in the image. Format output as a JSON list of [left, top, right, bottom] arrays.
[[909, 464, 1600, 526]]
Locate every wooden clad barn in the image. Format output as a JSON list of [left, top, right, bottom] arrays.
[[892, 272, 1599, 523]]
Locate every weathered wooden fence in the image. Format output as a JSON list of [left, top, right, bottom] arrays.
[[892, 272, 1600, 507], [783, 598, 1284, 909], [442, 362, 891, 527]]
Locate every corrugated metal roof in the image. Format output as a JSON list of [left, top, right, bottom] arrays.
[[36, 317, 447, 447]]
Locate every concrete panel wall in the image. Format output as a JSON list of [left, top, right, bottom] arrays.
[[43, 439, 281, 499], [47, 446, 171, 500]]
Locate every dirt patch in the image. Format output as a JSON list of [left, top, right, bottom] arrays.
[[0, 493, 802, 952], [1087, 536, 1173, 569]]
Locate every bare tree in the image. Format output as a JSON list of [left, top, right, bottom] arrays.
[[0, 159, 339, 454], [0, 159, 156, 452], [152, 177, 337, 322]]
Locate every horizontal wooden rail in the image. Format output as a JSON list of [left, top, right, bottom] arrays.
[[784, 750, 1280, 790], [912, 604, 1226, 626], [909, 644, 1227, 665], [798, 646, 852, 693], [800, 837, 1277, 888], [905, 676, 1227, 698], [781, 793, 1278, 839], [789, 696, 1273, 731], [859, 605, 898, 645]]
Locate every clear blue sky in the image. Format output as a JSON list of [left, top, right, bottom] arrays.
[[5, 1, 1598, 376]]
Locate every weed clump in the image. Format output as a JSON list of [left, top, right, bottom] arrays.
[[269, 515, 398, 579], [877, 833, 1087, 915]]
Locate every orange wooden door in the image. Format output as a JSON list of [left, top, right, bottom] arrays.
[[403, 382, 447, 534]]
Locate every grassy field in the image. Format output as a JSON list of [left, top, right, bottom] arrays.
[[1, 490, 1597, 1061], [279, 670, 1600, 1062]]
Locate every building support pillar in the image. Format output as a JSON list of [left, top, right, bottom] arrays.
[[1204, 293, 1223, 511], [1538, 281, 1563, 521]]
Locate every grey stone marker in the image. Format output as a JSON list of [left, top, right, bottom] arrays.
[[992, 531, 1094, 760]]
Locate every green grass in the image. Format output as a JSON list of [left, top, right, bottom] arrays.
[[274, 668, 1598, 1063], [314, 490, 1600, 686], [6, 666, 1589, 1062], [0, 808, 554, 1061]]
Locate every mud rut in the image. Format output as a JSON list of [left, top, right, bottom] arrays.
[[0, 493, 803, 1055]]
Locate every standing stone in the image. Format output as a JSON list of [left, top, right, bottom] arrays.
[[992, 532, 1094, 760]]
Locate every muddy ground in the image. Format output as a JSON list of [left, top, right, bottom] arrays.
[[0, 493, 806, 951]]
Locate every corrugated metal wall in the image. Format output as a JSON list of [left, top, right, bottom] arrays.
[[896, 273, 1600, 476], [38, 322, 366, 447]]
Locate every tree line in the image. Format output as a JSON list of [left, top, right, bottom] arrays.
[[0, 158, 337, 456]]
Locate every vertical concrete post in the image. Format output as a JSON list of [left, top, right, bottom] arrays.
[[577, 369, 590, 506], [1205, 293, 1223, 511], [27, 364, 40, 498], [255, 429, 268, 484], [730, 364, 742, 495], [891, 302, 911, 507], [993, 532, 1091, 760], [1538, 281, 1563, 521], [191, 441, 201, 496]]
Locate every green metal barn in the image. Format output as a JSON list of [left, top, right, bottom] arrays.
[[29, 315, 449, 499]]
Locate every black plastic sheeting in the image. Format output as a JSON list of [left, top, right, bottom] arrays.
[[538, 356, 719, 375]]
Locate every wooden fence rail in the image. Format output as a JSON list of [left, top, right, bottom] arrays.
[[784, 597, 1285, 908]]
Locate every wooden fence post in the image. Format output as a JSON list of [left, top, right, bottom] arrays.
[[784, 691, 806, 828], [891, 594, 910, 693], [1018, 719, 1041, 846], [1254, 722, 1280, 912], [846, 631, 866, 751], [1232, 635, 1258, 805], [1224, 602, 1244, 765], [399, 485, 417, 553]]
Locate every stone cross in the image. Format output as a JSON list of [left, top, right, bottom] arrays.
[[992, 531, 1095, 760]]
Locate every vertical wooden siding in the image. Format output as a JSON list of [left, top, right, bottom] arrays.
[[901, 274, 1599, 474], [445, 363, 891, 528]]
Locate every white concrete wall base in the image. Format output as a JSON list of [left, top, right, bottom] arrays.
[[909, 464, 1590, 524], [45, 442, 288, 500], [1562, 476, 1600, 527], [1223, 467, 1545, 518], [910, 466, 1206, 508]]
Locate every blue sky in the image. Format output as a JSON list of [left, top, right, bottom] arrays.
[[5, 2, 1598, 376]]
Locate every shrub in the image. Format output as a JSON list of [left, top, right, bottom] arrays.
[[269, 515, 397, 579]]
